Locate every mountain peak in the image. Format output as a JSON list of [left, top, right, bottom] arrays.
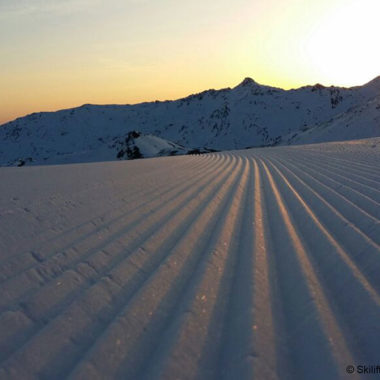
[[238, 77, 259, 87]]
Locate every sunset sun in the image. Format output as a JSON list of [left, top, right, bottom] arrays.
[[305, 0, 380, 85], [1, 0, 379, 123]]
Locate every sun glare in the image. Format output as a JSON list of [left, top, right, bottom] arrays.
[[1, 0, 380, 123], [305, 0, 380, 86]]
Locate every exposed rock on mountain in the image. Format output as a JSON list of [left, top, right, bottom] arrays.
[[0, 76, 379, 165]]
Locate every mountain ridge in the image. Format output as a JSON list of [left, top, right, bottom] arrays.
[[0, 75, 379, 166], [4, 75, 380, 125]]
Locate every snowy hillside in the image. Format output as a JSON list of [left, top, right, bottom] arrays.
[[284, 93, 380, 145], [0, 138, 379, 379], [0, 76, 379, 166]]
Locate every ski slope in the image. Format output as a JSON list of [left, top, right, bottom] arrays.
[[0, 138, 379, 379]]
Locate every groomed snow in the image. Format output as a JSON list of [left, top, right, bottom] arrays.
[[0, 138, 379, 379]]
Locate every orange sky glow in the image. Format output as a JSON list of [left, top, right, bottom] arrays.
[[0, 0, 379, 124]]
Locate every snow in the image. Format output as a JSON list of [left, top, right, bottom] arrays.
[[283, 94, 380, 145], [129, 133, 187, 158], [0, 138, 379, 379], [0, 76, 379, 166]]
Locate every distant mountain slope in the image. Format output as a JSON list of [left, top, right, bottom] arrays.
[[283, 93, 380, 145], [0, 76, 379, 165], [0, 130, 196, 167]]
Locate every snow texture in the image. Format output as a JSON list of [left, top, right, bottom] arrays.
[[0, 138, 379, 379]]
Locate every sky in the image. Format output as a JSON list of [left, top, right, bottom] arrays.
[[1, 0, 379, 124]]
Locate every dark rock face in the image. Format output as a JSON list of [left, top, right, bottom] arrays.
[[330, 88, 343, 108], [115, 131, 144, 160], [126, 146, 142, 159]]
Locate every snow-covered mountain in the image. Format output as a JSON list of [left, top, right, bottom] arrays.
[[0, 76, 379, 165], [283, 92, 380, 145]]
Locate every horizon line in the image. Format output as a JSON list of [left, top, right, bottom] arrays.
[[1, 74, 379, 126]]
